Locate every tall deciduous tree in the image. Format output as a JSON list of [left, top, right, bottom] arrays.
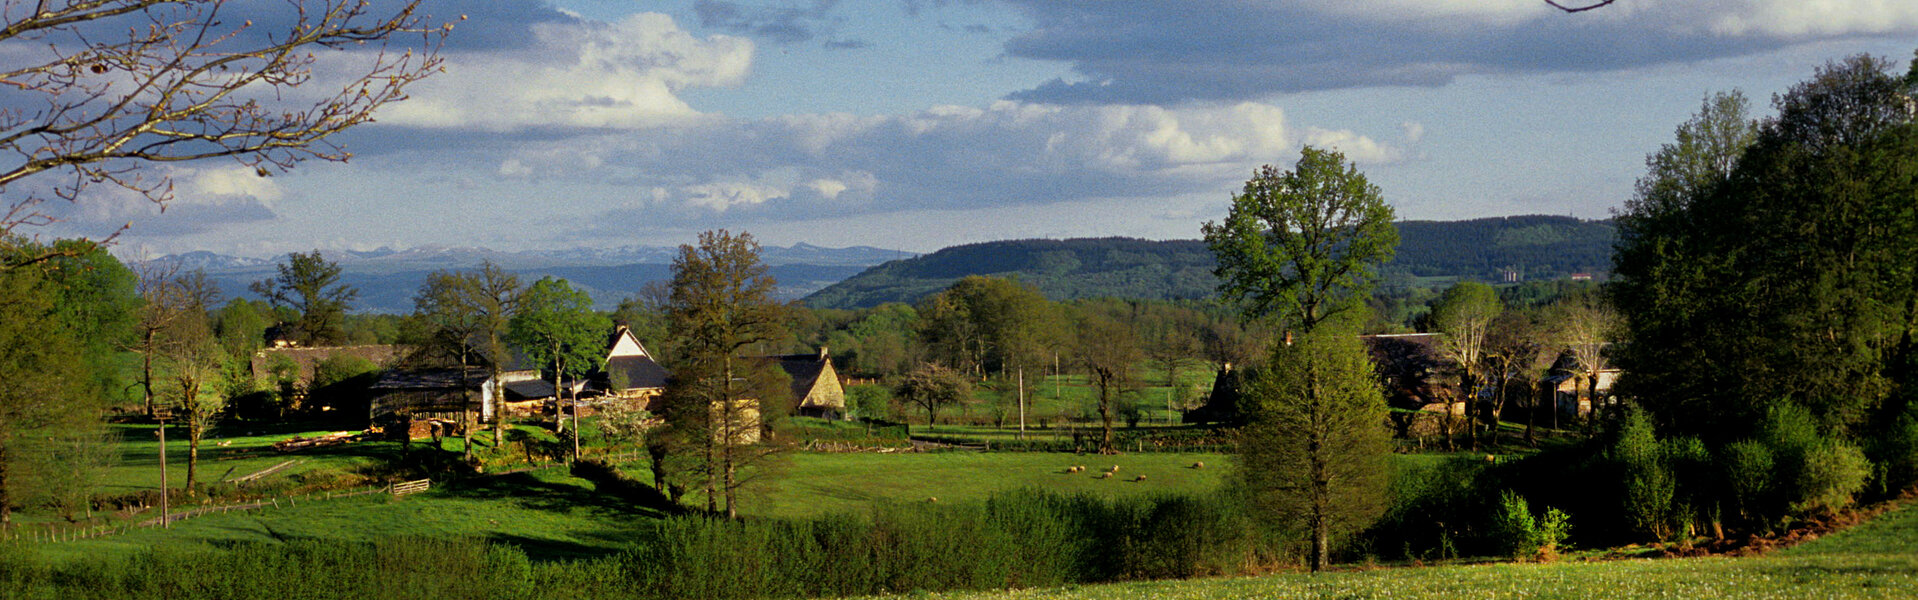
[[1239, 321, 1391, 573], [1074, 310, 1142, 454], [1430, 281, 1502, 448], [1206, 146, 1398, 572], [408, 263, 520, 454], [158, 271, 223, 491], [509, 277, 611, 461], [1553, 294, 1619, 430], [1203, 146, 1399, 334], [250, 251, 357, 346], [663, 230, 787, 519], [0, 1, 447, 264]]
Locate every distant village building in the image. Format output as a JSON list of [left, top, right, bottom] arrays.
[[767, 347, 846, 420]]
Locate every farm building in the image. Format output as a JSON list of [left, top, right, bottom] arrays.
[[368, 367, 558, 439], [767, 347, 846, 419], [593, 325, 670, 410]]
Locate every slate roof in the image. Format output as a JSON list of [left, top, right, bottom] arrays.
[[370, 367, 486, 392], [771, 353, 829, 401], [606, 354, 670, 390]]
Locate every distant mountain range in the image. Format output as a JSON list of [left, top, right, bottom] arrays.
[[802, 215, 1617, 310], [140, 243, 917, 313]]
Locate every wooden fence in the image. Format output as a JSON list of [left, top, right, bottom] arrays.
[[390, 479, 431, 497]]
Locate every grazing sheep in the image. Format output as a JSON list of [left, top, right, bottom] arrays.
[[1109, 465, 1120, 473], [927, 497, 939, 502], [1133, 475, 1147, 482], [1191, 461, 1204, 469], [1065, 466, 1082, 473], [1098, 472, 1112, 479]]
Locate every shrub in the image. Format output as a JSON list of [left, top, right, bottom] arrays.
[[1611, 409, 1676, 541], [1534, 507, 1572, 562], [1493, 491, 1541, 560], [1721, 439, 1775, 524], [1491, 491, 1571, 562], [1793, 439, 1871, 516]]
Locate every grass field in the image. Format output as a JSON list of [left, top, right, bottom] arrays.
[[34, 450, 1233, 561], [748, 451, 1231, 518], [860, 501, 1918, 600], [98, 422, 398, 496], [925, 368, 1217, 427]]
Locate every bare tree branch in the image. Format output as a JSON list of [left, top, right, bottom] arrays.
[[1545, 0, 1617, 13], [0, 0, 451, 261]]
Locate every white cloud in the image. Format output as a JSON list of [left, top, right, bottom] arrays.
[[183, 166, 285, 205], [541, 100, 1401, 227], [375, 13, 753, 131]]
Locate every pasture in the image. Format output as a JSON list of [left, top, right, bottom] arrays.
[[31, 450, 1233, 561]]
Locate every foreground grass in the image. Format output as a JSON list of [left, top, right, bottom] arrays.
[[39, 450, 1231, 560], [866, 502, 1918, 600], [37, 466, 661, 563]]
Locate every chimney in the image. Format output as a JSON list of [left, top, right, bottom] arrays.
[[819, 346, 829, 360]]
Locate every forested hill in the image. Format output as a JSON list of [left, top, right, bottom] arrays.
[[802, 215, 1616, 309]]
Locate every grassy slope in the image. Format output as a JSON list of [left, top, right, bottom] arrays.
[[99, 423, 396, 495], [875, 502, 1918, 600], [40, 451, 1232, 561]]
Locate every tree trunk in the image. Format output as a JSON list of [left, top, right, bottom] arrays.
[[183, 379, 201, 492], [0, 437, 11, 527], [141, 331, 156, 418], [1308, 359, 1330, 573], [1489, 372, 1507, 448], [187, 420, 201, 493], [1097, 368, 1116, 455], [1525, 381, 1538, 445], [492, 365, 506, 446], [1463, 370, 1479, 451]]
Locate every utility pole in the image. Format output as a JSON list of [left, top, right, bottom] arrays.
[[1017, 368, 1026, 440], [155, 410, 171, 528]]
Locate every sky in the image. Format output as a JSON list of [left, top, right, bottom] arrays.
[[32, 1, 1918, 258]]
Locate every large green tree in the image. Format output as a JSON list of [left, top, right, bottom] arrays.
[[250, 251, 358, 346], [408, 264, 521, 453], [509, 277, 611, 461], [0, 241, 109, 525], [1202, 146, 1399, 334], [1613, 56, 1918, 441], [1239, 321, 1391, 572], [663, 230, 788, 519], [1205, 147, 1398, 572]]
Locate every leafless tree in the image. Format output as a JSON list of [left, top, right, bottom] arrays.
[[0, 1, 449, 262]]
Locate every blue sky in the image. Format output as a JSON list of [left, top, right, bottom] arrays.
[[45, 1, 1918, 258]]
